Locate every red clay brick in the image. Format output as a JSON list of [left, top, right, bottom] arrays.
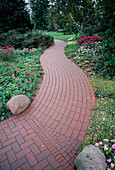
[[1, 145, 12, 155], [33, 136, 43, 147], [0, 160, 11, 170], [29, 143, 40, 156], [11, 125, 23, 133], [26, 152, 38, 167], [36, 149, 50, 162], [16, 147, 31, 159], [65, 128, 73, 137], [11, 156, 27, 169], [33, 159, 49, 170], [11, 141, 21, 153], [0, 154, 7, 163], [6, 150, 17, 163], [0, 133, 7, 142], [16, 135, 24, 145], [60, 125, 68, 135], [4, 127, 12, 135], [3, 137, 16, 147], [20, 139, 34, 149], [7, 131, 20, 139], [47, 155, 60, 169]]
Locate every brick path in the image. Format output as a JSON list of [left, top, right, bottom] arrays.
[[0, 40, 95, 170]]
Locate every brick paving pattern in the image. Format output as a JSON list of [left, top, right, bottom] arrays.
[[0, 40, 95, 170]]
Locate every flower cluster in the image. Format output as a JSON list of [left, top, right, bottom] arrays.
[[0, 45, 15, 60], [95, 139, 115, 169], [77, 36, 102, 46]]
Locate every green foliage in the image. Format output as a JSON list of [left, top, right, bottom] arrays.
[[92, 34, 115, 79], [64, 43, 79, 58], [0, 48, 44, 120], [30, 0, 49, 30], [0, 30, 54, 49], [0, 0, 33, 33]]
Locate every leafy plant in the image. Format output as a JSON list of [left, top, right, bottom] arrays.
[[0, 47, 44, 120]]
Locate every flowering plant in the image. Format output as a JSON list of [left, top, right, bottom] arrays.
[[0, 45, 15, 61], [95, 139, 115, 169], [76, 36, 102, 46]]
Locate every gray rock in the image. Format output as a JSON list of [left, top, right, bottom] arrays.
[[74, 145, 107, 170], [7, 95, 30, 115]]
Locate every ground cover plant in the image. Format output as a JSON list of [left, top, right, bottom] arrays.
[[0, 47, 44, 120], [64, 36, 115, 169]]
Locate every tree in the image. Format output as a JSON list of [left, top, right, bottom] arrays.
[[0, 0, 33, 33], [29, 0, 49, 30], [50, 0, 95, 36]]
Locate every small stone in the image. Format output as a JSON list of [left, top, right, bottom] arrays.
[[7, 95, 30, 115], [74, 145, 107, 170]]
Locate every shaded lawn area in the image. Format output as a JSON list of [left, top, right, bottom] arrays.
[[43, 31, 76, 41]]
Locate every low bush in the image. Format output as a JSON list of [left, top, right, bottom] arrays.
[[0, 30, 54, 49], [0, 47, 44, 120]]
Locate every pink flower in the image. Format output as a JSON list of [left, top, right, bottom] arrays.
[[107, 159, 111, 163], [104, 144, 108, 150], [95, 143, 99, 146], [99, 141, 103, 145], [107, 168, 111, 170], [111, 163, 114, 168], [10, 65, 13, 67], [26, 73, 30, 76], [103, 139, 109, 142], [114, 156, 115, 159], [112, 144, 115, 149], [110, 139, 115, 142]]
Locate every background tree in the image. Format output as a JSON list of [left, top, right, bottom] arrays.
[[49, 0, 96, 36], [29, 0, 49, 30], [0, 0, 33, 33]]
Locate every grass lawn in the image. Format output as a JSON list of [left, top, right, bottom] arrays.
[[43, 31, 76, 42]]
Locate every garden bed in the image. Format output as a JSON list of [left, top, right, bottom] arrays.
[[64, 37, 115, 169], [0, 47, 44, 120]]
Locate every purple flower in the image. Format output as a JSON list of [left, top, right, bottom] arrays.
[[104, 144, 108, 150], [112, 144, 115, 149], [103, 139, 109, 142], [110, 139, 115, 142], [107, 159, 111, 163], [111, 163, 114, 168], [99, 141, 103, 145], [114, 156, 115, 159], [107, 168, 111, 170], [95, 143, 99, 146]]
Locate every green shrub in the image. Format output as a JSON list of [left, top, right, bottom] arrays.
[[92, 36, 115, 79], [0, 30, 54, 49]]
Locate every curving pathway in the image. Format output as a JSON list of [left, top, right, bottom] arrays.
[[0, 40, 95, 170]]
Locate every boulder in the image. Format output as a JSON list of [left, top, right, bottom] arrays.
[[74, 145, 107, 170], [7, 95, 30, 115]]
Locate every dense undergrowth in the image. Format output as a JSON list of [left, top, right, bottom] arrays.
[[64, 36, 115, 169], [0, 46, 44, 120]]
